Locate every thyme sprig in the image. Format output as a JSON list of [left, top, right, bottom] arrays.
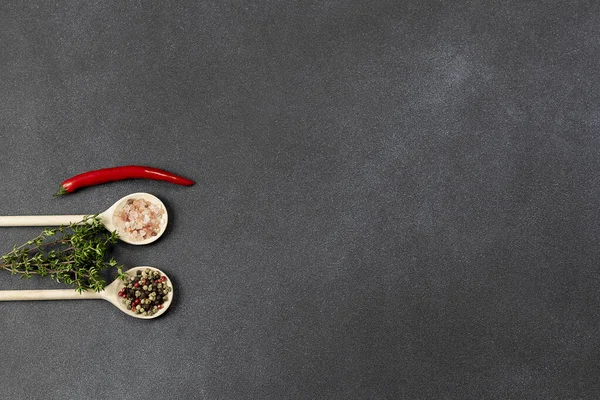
[[0, 215, 123, 293]]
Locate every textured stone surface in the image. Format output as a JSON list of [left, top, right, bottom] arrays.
[[1, 1, 600, 398]]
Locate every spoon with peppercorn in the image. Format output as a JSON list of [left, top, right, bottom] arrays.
[[0, 266, 173, 319], [0, 193, 168, 245]]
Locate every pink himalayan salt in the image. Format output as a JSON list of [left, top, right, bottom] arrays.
[[113, 198, 165, 241]]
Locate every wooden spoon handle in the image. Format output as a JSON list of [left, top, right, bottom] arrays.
[[0, 215, 88, 226], [0, 289, 102, 301]]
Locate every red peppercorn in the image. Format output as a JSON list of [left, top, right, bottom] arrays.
[[134, 282, 139, 288], [157, 304, 163, 309]]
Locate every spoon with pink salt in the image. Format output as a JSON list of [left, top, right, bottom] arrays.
[[0, 193, 168, 245]]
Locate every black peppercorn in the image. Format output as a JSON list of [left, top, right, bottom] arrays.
[[118, 269, 171, 315]]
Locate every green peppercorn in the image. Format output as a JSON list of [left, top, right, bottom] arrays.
[[120, 269, 172, 315]]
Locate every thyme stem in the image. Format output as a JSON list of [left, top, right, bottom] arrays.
[[0, 215, 123, 292]]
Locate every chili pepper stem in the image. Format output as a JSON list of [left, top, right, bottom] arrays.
[[53, 186, 68, 197]]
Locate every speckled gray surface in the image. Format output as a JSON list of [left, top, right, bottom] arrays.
[[1, 1, 600, 399]]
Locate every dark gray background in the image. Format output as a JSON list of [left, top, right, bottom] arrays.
[[0, 0, 599, 399]]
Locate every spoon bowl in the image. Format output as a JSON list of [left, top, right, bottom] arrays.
[[0, 267, 174, 319], [99, 193, 168, 245], [0, 193, 168, 245], [104, 266, 174, 319]]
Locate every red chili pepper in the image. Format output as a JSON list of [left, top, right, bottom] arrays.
[[56, 165, 194, 195]]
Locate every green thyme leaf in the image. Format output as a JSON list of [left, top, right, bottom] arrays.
[[0, 216, 122, 292]]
